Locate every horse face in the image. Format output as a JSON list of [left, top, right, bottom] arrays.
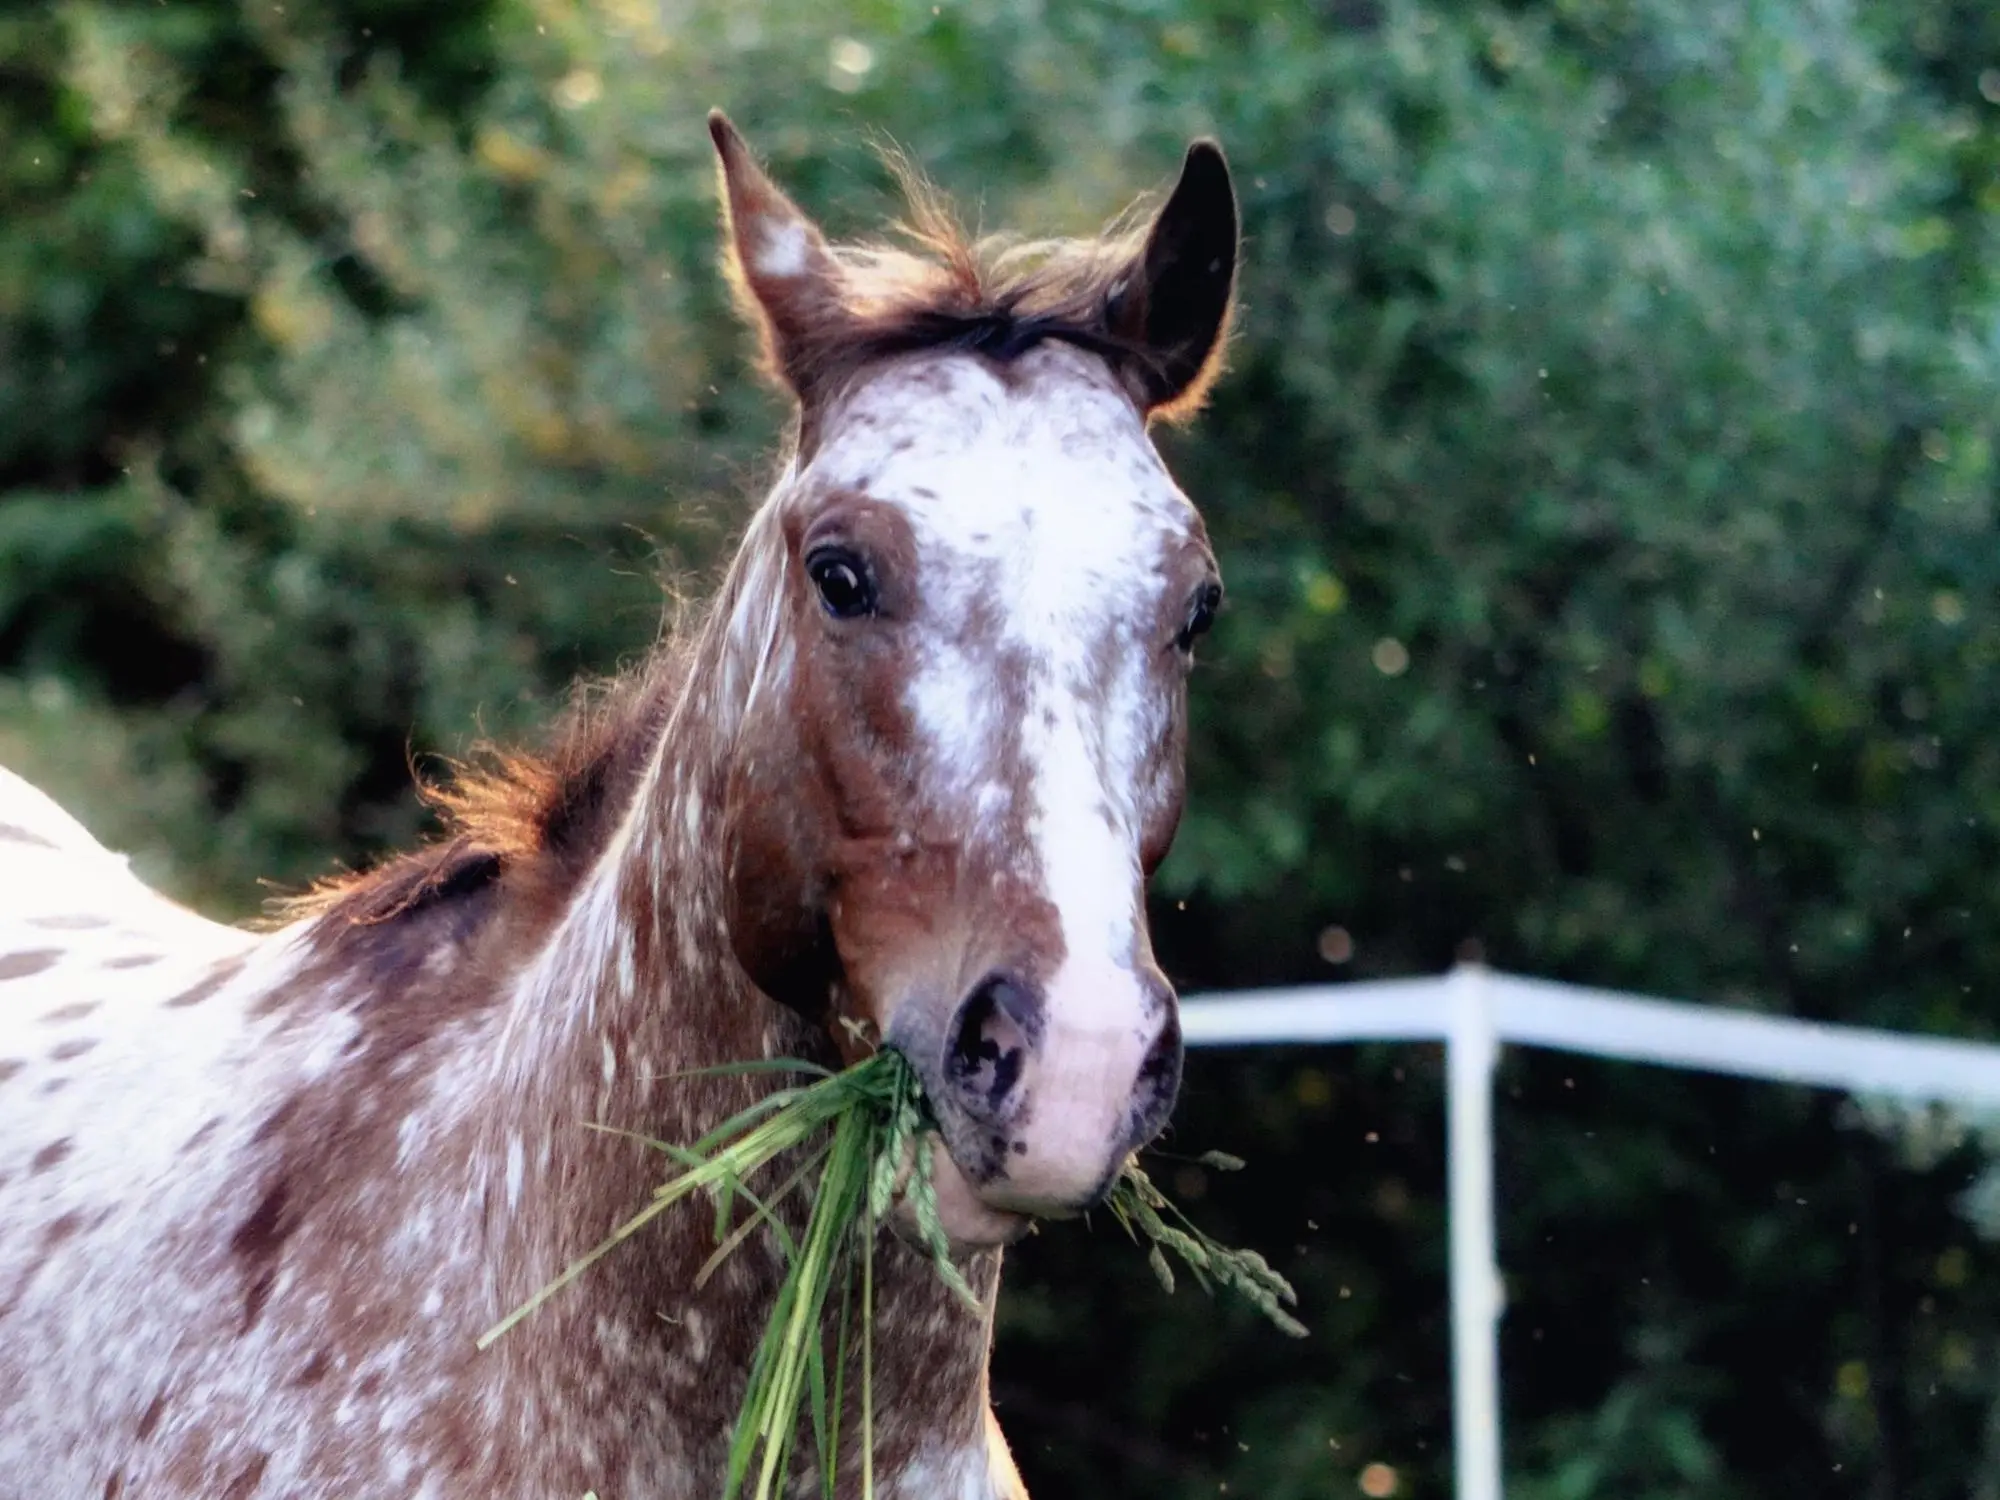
[[725, 342, 1218, 1241], [709, 117, 1235, 1244]]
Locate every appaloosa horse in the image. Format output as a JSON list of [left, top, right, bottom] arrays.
[[0, 113, 1236, 1497]]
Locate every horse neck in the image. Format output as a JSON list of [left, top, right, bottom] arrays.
[[477, 515, 799, 1267], [471, 505, 1005, 1480]]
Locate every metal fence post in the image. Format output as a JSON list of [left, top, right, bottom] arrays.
[[1447, 964, 1504, 1500]]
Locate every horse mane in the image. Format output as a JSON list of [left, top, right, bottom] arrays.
[[278, 645, 690, 931]]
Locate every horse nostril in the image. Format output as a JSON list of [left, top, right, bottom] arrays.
[[1128, 1008, 1183, 1144], [944, 973, 1038, 1124]]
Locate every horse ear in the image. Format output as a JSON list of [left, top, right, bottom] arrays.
[[1108, 139, 1239, 420], [708, 111, 848, 400]]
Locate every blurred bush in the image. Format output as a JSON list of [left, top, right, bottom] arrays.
[[5, 0, 2000, 1494]]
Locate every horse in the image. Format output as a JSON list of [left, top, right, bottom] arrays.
[[0, 112, 1237, 1498]]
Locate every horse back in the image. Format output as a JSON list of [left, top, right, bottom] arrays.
[[0, 766, 314, 1489]]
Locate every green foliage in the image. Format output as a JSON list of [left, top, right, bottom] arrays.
[[5, 0, 2000, 1495]]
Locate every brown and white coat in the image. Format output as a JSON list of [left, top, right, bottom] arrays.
[[0, 114, 1237, 1498]]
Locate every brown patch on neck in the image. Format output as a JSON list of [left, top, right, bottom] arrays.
[[858, 1245, 1006, 1483], [0, 950, 61, 980]]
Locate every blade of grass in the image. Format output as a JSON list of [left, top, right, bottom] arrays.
[[861, 1191, 876, 1500], [665, 1058, 837, 1082], [1104, 1160, 1308, 1339], [694, 1147, 827, 1291], [821, 1226, 858, 1500], [729, 1102, 878, 1500]]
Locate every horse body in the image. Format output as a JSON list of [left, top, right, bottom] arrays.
[[0, 115, 1235, 1497]]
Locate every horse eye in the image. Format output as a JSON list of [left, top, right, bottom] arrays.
[[807, 546, 876, 620], [1175, 582, 1223, 652]]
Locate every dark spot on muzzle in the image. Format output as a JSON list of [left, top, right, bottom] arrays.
[[944, 972, 1041, 1125]]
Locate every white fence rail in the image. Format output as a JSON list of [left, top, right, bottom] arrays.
[[1179, 966, 2000, 1500]]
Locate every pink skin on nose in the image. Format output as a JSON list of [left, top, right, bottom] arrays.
[[977, 968, 1172, 1216]]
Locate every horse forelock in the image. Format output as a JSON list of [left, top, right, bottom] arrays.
[[723, 151, 1198, 442]]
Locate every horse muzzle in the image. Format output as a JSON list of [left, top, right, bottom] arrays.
[[888, 961, 1183, 1232]]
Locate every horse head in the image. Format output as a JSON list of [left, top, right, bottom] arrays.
[[705, 115, 1237, 1246]]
